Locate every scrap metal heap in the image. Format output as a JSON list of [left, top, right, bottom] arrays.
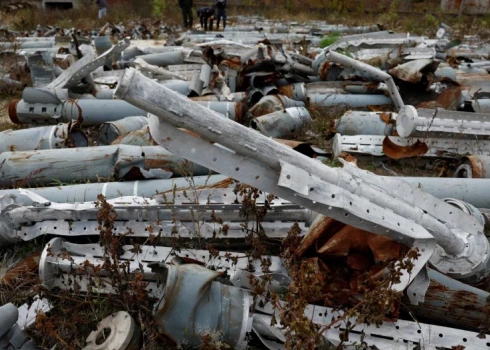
[[3, 16, 490, 349]]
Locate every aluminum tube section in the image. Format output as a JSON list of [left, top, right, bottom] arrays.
[[0, 175, 229, 204], [250, 107, 312, 138], [136, 50, 187, 66], [0, 303, 18, 339], [99, 116, 149, 145], [325, 51, 405, 111], [309, 94, 392, 108], [10, 99, 147, 126], [385, 177, 490, 209], [196, 101, 241, 120], [0, 123, 87, 151], [334, 111, 394, 136], [397, 106, 490, 139], [0, 145, 211, 187]]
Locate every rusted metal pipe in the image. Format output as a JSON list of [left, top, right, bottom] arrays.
[[454, 156, 490, 178], [249, 95, 305, 118]]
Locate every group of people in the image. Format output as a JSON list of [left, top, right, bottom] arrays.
[[94, 0, 228, 30], [179, 0, 227, 31]]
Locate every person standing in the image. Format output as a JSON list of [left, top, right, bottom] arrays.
[[197, 6, 215, 31], [96, 0, 107, 19], [179, 0, 194, 29], [214, 0, 227, 30]]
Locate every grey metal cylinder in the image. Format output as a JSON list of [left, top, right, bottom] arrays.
[[0, 122, 87, 151], [0, 145, 212, 187], [334, 111, 394, 136], [196, 101, 245, 122], [251, 107, 312, 138], [93, 36, 112, 56], [159, 80, 191, 96], [0, 175, 229, 204], [150, 262, 250, 347], [309, 93, 393, 109], [99, 116, 148, 145], [0, 76, 23, 89], [0, 303, 18, 339], [472, 99, 490, 113], [136, 50, 186, 66], [278, 83, 306, 101], [249, 95, 305, 117], [111, 126, 155, 146], [385, 177, 490, 209], [22, 87, 67, 104], [10, 99, 147, 126]]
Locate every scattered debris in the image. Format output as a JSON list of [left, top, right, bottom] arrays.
[[2, 10, 490, 350]]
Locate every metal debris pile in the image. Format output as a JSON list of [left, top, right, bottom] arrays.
[[2, 17, 490, 349]]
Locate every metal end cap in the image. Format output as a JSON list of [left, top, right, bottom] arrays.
[[430, 230, 490, 284], [395, 105, 417, 138]]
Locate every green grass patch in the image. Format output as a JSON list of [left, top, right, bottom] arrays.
[[319, 32, 341, 48]]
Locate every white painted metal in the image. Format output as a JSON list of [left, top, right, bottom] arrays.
[[333, 134, 490, 158]]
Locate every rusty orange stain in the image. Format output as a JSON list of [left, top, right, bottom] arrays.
[[382, 137, 429, 160]]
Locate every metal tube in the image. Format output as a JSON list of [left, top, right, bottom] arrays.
[[472, 99, 490, 113], [249, 95, 305, 117], [159, 80, 191, 96], [382, 177, 490, 209], [0, 145, 211, 187], [93, 36, 112, 56], [0, 76, 23, 89], [196, 101, 245, 121], [454, 156, 490, 178], [305, 81, 384, 95], [39, 237, 285, 295], [309, 93, 393, 109], [0, 303, 18, 339], [250, 107, 312, 138], [0, 40, 54, 50], [397, 106, 490, 138], [22, 87, 67, 104], [334, 111, 395, 135], [110, 126, 155, 146], [0, 122, 87, 151], [334, 134, 490, 159], [116, 69, 490, 285], [9, 99, 147, 126], [325, 51, 405, 111], [99, 116, 149, 145], [1, 189, 311, 245], [116, 71, 463, 253], [0, 175, 229, 204]]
